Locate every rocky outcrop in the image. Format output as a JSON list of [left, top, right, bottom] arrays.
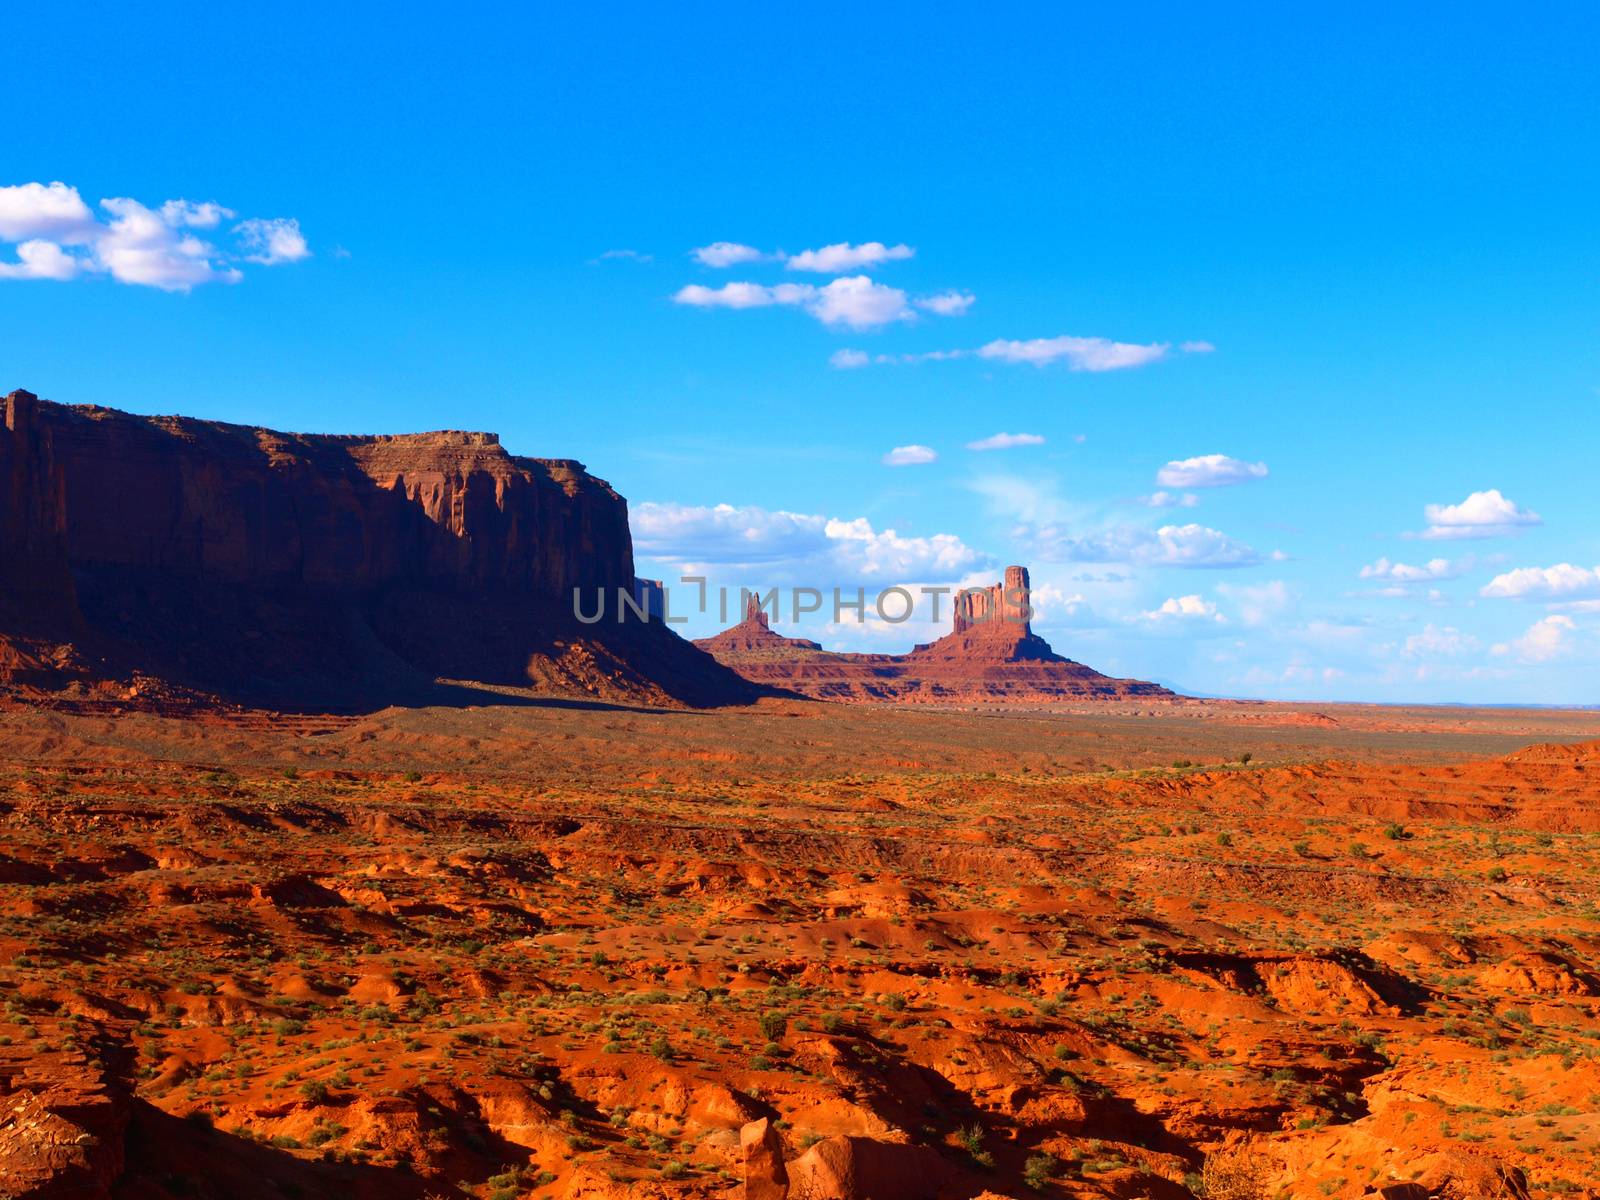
[[0, 1016, 131, 1200], [952, 565, 1032, 634], [0, 390, 757, 709], [740, 1118, 788, 1200], [784, 1136, 956, 1200], [696, 566, 1173, 703]]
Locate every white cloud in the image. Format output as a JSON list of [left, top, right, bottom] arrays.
[[0, 239, 80, 281], [809, 275, 911, 328], [820, 516, 979, 577], [882, 444, 937, 466], [1142, 490, 1199, 508], [829, 349, 872, 370], [786, 241, 913, 273], [673, 281, 811, 310], [1028, 521, 1262, 568], [1143, 594, 1224, 622], [1180, 340, 1216, 354], [161, 200, 233, 229], [1402, 624, 1478, 658], [691, 241, 767, 268], [95, 197, 240, 290], [1417, 489, 1540, 540], [1360, 556, 1462, 582], [1492, 615, 1576, 663], [915, 290, 975, 316], [1029, 583, 1093, 625], [1481, 563, 1600, 601], [235, 217, 310, 265], [632, 502, 827, 567], [0, 182, 97, 242], [0, 182, 307, 292], [1144, 524, 1262, 568], [966, 432, 1044, 451], [674, 275, 911, 329], [631, 501, 985, 582], [978, 335, 1169, 371], [1156, 454, 1269, 489]]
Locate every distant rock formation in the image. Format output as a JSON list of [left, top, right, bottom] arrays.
[[695, 567, 1174, 703], [696, 593, 825, 656], [0, 389, 759, 709]]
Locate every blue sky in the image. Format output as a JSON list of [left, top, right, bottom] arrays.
[[5, 3, 1599, 703]]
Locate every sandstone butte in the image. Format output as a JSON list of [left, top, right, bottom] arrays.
[[0, 389, 759, 710], [695, 567, 1173, 703]]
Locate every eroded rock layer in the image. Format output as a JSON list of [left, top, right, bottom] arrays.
[[696, 568, 1174, 703], [0, 390, 756, 709]]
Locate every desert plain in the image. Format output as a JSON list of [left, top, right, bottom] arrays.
[[5, 695, 1600, 1200]]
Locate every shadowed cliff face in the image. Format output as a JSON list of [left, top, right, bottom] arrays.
[[0, 390, 757, 709]]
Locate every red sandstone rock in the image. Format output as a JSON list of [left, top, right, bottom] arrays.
[[695, 566, 1172, 703], [0, 1018, 130, 1200], [740, 1117, 788, 1200], [0, 390, 756, 709], [784, 1135, 955, 1200]]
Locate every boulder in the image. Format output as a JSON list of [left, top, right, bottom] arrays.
[[741, 1117, 787, 1200]]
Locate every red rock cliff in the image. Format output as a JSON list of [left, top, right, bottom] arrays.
[[0, 390, 756, 708]]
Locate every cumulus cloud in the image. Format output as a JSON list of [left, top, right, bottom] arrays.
[[94, 197, 242, 290], [0, 182, 307, 292], [631, 501, 985, 582], [673, 275, 913, 329], [1492, 615, 1576, 662], [978, 335, 1169, 371], [1360, 556, 1464, 583], [1155, 454, 1268, 489], [673, 281, 811, 310], [1416, 489, 1541, 540], [691, 241, 768, 268], [820, 516, 981, 577], [882, 444, 937, 466], [632, 503, 827, 568], [235, 217, 309, 265], [0, 181, 97, 242], [1143, 595, 1224, 622], [914, 290, 975, 316], [0, 239, 80, 281], [809, 276, 913, 328], [161, 200, 233, 229], [786, 241, 913, 273], [1481, 563, 1600, 601], [966, 432, 1044, 451]]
